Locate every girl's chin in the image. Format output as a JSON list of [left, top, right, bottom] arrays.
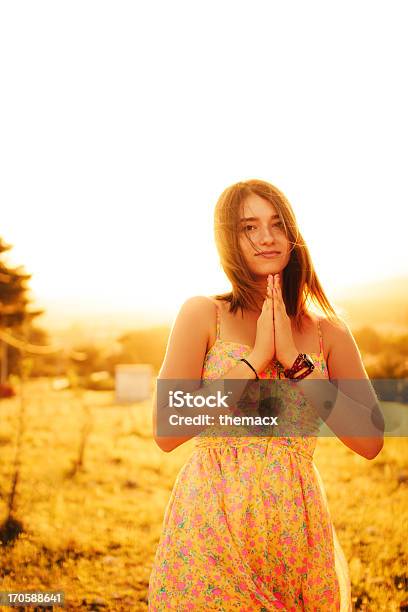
[[254, 265, 283, 273], [252, 271, 282, 281]]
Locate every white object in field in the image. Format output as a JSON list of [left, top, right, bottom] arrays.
[[115, 364, 153, 402], [52, 377, 70, 391]]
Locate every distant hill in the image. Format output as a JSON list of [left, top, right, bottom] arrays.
[[33, 276, 408, 340], [332, 276, 408, 332]]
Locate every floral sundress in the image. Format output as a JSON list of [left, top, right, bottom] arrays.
[[148, 303, 352, 611]]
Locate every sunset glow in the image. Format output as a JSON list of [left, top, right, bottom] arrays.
[[1, 2, 407, 328]]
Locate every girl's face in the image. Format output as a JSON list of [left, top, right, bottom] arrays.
[[238, 193, 291, 279]]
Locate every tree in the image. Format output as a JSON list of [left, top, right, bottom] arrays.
[[0, 237, 44, 384]]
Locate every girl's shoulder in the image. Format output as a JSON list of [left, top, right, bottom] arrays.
[[306, 309, 346, 328], [205, 295, 232, 316], [307, 311, 350, 358], [178, 295, 221, 328], [179, 295, 219, 317]]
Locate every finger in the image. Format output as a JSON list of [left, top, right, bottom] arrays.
[[275, 275, 284, 305], [262, 291, 269, 308], [274, 286, 283, 312], [273, 277, 280, 301], [269, 275, 275, 306], [276, 283, 283, 306], [273, 275, 278, 293], [264, 289, 272, 310], [264, 285, 272, 309], [273, 286, 279, 313]]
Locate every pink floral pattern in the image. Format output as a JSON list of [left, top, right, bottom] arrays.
[[149, 313, 351, 611]]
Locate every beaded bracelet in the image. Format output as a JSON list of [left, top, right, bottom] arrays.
[[283, 353, 315, 380]]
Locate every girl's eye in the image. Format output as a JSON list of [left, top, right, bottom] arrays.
[[246, 222, 283, 229], [239, 224, 257, 232], [240, 220, 285, 234]]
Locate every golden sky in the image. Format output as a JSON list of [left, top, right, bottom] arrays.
[[2, 2, 407, 326]]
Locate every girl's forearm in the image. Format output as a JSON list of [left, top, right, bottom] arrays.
[[293, 369, 385, 458], [154, 350, 263, 451]]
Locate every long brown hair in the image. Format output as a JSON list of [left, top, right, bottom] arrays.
[[213, 178, 341, 331]]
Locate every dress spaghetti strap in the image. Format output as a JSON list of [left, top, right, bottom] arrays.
[[317, 318, 324, 356], [206, 297, 221, 341], [215, 305, 221, 340]]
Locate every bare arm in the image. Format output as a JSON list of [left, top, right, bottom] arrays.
[[289, 318, 385, 460], [325, 319, 384, 458], [152, 296, 268, 453]]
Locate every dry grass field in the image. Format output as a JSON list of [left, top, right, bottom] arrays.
[[0, 378, 407, 611]]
